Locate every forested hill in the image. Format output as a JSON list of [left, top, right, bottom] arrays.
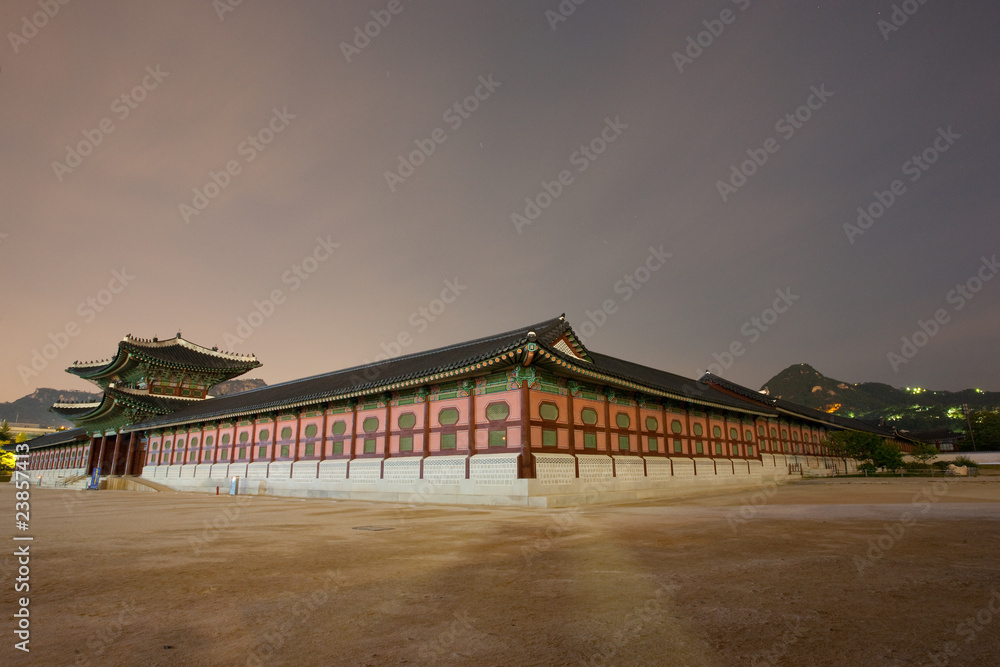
[[760, 363, 998, 431]]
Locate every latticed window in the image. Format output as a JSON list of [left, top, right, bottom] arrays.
[[191, 437, 199, 448], [671, 420, 682, 434], [539, 403, 558, 421], [715, 443, 723, 455], [747, 445, 754, 457], [616, 413, 630, 428], [280, 445, 288, 457], [581, 408, 598, 425], [438, 408, 459, 425], [221, 434, 230, 445], [332, 442, 343, 455], [220, 448, 228, 460], [583, 432, 597, 448], [693, 424, 704, 436], [542, 429, 557, 447], [745, 430, 753, 441], [164, 440, 172, 450], [305, 424, 317, 438], [673, 439, 682, 453], [239, 432, 249, 443], [730, 428, 739, 440], [281, 427, 293, 440], [258, 446, 266, 458], [489, 429, 506, 447], [258, 430, 269, 442], [618, 434, 629, 451], [696, 441, 704, 454], [646, 417, 658, 431], [332, 421, 347, 435], [647, 436, 658, 452], [398, 413, 416, 429], [732, 444, 739, 456], [758, 425, 765, 436], [441, 433, 456, 449], [486, 402, 509, 421], [364, 438, 376, 453], [363, 417, 379, 432], [305, 443, 315, 456], [399, 436, 413, 451]]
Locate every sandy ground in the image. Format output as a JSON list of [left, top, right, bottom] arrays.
[[3, 478, 1000, 667]]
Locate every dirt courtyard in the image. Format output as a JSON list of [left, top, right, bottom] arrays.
[[4, 478, 1000, 666]]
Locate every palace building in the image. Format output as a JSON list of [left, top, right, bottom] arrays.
[[23, 316, 912, 505]]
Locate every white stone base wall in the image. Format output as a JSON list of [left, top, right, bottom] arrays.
[[535, 453, 576, 486], [124, 453, 863, 507], [292, 461, 319, 480], [383, 457, 421, 484], [246, 462, 270, 480], [318, 459, 348, 480], [577, 454, 613, 482], [644, 457, 672, 480], [267, 461, 293, 480], [470, 453, 518, 486], [348, 459, 382, 484], [423, 455, 467, 486], [613, 456, 645, 482]]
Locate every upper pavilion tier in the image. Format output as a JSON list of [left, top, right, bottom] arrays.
[[67, 333, 261, 399]]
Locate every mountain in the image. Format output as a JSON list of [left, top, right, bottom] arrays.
[[0, 388, 103, 428], [0, 379, 268, 429], [210, 378, 267, 396], [760, 363, 999, 431]]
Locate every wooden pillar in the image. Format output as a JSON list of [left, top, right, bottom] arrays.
[[294, 413, 302, 464], [384, 394, 393, 467], [567, 381, 578, 478], [519, 380, 533, 479], [96, 433, 108, 475], [320, 406, 329, 462], [124, 431, 137, 476], [346, 400, 358, 478], [466, 381, 476, 479], [604, 390, 614, 477], [419, 388, 431, 479], [110, 430, 122, 475]]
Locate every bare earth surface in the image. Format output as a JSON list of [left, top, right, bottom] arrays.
[[3, 478, 1000, 666]]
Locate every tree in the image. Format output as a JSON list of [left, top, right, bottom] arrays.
[[0, 420, 17, 472], [823, 430, 882, 461], [823, 430, 903, 472], [872, 440, 904, 471], [968, 410, 1000, 450], [909, 441, 938, 466]]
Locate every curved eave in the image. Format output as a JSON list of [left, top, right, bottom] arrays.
[[51, 396, 117, 424], [126, 347, 262, 375]]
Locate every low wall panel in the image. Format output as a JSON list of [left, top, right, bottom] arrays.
[[423, 455, 467, 486], [613, 456, 645, 482], [470, 453, 518, 486], [535, 453, 576, 486]]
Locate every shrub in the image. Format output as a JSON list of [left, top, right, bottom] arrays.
[[952, 456, 980, 468]]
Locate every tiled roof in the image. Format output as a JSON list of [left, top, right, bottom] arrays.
[[68, 334, 260, 378], [24, 427, 90, 450], [135, 316, 568, 429]]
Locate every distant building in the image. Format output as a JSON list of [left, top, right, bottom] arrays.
[[902, 429, 964, 452]]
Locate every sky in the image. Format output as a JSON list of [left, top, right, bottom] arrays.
[[2, 0, 998, 404]]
